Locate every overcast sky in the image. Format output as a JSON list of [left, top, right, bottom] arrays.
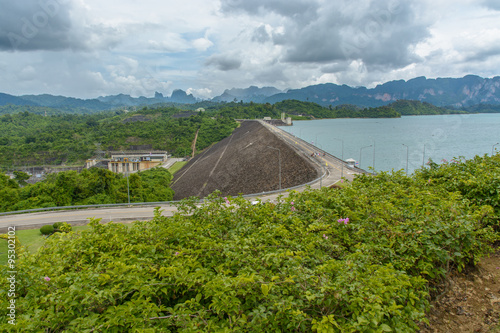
[[0, 0, 499, 99]]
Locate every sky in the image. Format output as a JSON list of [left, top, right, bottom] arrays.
[[0, 0, 499, 99]]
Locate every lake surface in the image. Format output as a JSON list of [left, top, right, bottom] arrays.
[[281, 114, 500, 174]]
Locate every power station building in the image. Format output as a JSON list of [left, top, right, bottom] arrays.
[[85, 151, 168, 173]]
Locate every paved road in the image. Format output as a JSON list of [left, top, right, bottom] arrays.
[[0, 121, 366, 231], [259, 120, 366, 188]]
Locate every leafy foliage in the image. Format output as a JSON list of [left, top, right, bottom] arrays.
[[53, 222, 73, 233], [210, 99, 401, 120], [39, 225, 54, 235], [0, 167, 174, 212], [1, 155, 497, 332], [416, 154, 500, 229], [0, 108, 238, 168], [387, 100, 462, 115]]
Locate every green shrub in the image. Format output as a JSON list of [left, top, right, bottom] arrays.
[[39, 225, 54, 235], [52, 222, 64, 230], [52, 222, 72, 233], [59, 222, 72, 233]]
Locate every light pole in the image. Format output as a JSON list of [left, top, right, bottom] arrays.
[[422, 144, 427, 167], [372, 140, 376, 174], [493, 143, 499, 156], [267, 146, 281, 191], [121, 151, 131, 204], [333, 138, 344, 178], [402, 144, 409, 175], [359, 145, 372, 170]]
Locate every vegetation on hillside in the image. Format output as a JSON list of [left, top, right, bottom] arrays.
[[210, 99, 401, 119], [1, 154, 498, 331], [458, 103, 500, 114], [0, 109, 238, 168], [387, 100, 463, 115], [0, 105, 69, 116], [0, 167, 174, 212]]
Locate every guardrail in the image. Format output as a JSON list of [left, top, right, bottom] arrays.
[[0, 171, 327, 217]]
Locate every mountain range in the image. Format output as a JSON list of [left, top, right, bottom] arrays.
[[1, 75, 499, 111]]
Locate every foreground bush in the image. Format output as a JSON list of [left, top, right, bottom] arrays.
[[53, 222, 72, 233], [416, 154, 500, 229], [39, 225, 54, 235], [0, 165, 497, 331]]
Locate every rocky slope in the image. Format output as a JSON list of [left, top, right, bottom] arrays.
[[171, 121, 319, 199]]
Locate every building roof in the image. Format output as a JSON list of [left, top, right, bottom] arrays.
[[109, 150, 167, 155]]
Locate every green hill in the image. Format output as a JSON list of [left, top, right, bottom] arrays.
[[387, 100, 462, 115], [0, 107, 238, 168]]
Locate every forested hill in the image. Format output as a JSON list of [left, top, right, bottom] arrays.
[[0, 108, 238, 168], [386, 100, 464, 115], [210, 100, 401, 119]]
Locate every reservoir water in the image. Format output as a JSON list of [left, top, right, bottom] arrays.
[[281, 114, 500, 174]]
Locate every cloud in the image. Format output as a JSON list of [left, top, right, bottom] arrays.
[[220, 0, 318, 19], [280, 1, 429, 69], [205, 54, 242, 71], [482, 0, 500, 10], [218, 0, 432, 80], [192, 37, 213, 52], [148, 33, 191, 53], [252, 25, 272, 43], [187, 87, 212, 99], [0, 0, 87, 51]]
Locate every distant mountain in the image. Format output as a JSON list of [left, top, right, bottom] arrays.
[[0, 89, 197, 112], [22, 94, 111, 111], [2, 76, 500, 112], [0, 93, 39, 106], [263, 75, 500, 108], [170, 89, 197, 104], [212, 86, 283, 103]]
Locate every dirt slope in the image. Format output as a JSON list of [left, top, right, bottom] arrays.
[[171, 121, 319, 200], [420, 250, 500, 332]]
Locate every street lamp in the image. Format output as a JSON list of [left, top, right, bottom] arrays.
[[267, 146, 281, 191], [333, 138, 344, 178], [359, 145, 372, 170], [121, 151, 131, 205], [372, 140, 376, 174], [422, 144, 427, 167], [402, 144, 409, 175], [493, 143, 499, 156]]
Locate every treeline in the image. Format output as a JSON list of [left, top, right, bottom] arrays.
[[386, 100, 464, 115], [0, 105, 68, 116], [0, 108, 238, 168], [0, 167, 174, 212], [458, 104, 500, 114], [210, 99, 401, 119], [384, 99, 500, 115]]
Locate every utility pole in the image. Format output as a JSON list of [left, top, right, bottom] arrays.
[[402, 144, 409, 175]]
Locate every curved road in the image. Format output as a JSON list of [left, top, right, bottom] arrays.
[[0, 121, 366, 232]]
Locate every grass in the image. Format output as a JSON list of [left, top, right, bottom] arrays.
[[168, 161, 187, 175], [0, 225, 90, 266]]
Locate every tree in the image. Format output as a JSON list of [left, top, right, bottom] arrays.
[[13, 170, 30, 186]]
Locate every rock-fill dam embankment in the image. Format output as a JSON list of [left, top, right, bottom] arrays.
[[171, 121, 319, 200]]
